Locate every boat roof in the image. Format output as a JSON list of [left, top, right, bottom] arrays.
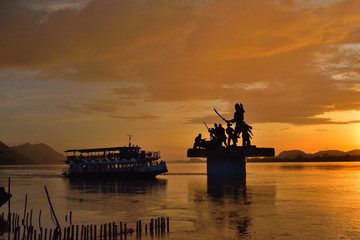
[[65, 146, 141, 153]]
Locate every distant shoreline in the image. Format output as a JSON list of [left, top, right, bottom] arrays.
[[173, 155, 360, 163], [248, 155, 360, 163]]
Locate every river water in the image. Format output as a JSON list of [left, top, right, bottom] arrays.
[[1, 162, 360, 240]]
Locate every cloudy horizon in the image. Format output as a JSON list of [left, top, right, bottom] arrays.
[[1, 0, 359, 159]]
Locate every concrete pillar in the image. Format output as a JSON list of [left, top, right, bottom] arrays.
[[207, 156, 246, 176]]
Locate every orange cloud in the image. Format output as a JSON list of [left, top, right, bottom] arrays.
[[1, 0, 360, 126]]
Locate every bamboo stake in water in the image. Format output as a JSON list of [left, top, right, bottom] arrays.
[[7, 178, 11, 231], [38, 210, 42, 229], [71, 225, 74, 240], [100, 225, 102, 240], [94, 225, 97, 240], [30, 209, 33, 226], [44, 186, 61, 230], [76, 225, 79, 240]]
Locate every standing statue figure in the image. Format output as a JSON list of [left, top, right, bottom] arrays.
[[226, 103, 245, 138], [214, 103, 254, 147], [209, 123, 218, 140], [226, 123, 237, 146], [218, 124, 227, 147]]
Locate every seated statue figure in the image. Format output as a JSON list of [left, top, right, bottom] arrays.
[[193, 133, 204, 149]]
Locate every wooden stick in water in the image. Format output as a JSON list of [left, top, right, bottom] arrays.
[[94, 225, 97, 240], [7, 178, 11, 229], [23, 194, 28, 226], [100, 225, 102, 240], [30, 209, 33, 226], [38, 210, 42, 229], [71, 225, 74, 240], [44, 186, 61, 229]]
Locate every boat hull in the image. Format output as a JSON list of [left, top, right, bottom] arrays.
[[63, 169, 168, 179], [0, 187, 12, 208]]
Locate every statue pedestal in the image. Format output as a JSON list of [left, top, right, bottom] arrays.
[[206, 156, 246, 176], [187, 146, 274, 177]]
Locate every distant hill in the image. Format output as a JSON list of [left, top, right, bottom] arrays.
[[276, 150, 308, 159], [276, 149, 360, 159], [12, 143, 65, 164], [0, 141, 36, 165], [259, 148, 360, 163], [313, 150, 346, 157], [346, 149, 360, 155]]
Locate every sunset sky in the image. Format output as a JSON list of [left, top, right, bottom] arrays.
[[1, 0, 359, 160]]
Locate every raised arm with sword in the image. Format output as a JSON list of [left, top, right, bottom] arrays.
[[214, 108, 228, 123]]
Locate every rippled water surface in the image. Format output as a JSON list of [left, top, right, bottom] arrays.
[[1, 162, 360, 239]]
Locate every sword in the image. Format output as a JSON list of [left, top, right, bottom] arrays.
[[204, 122, 209, 131], [214, 108, 228, 122]]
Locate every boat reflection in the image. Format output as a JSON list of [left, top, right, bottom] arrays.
[[64, 177, 167, 195]]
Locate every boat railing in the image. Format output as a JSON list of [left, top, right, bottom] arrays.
[[145, 151, 161, 159], [66, 150, 161, 162], [62, 167, 70, 175]]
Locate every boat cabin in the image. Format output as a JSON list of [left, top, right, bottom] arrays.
[[63, 146, 166, 177]]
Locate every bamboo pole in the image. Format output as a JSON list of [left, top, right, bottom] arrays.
[[90, 225, 93, 240], [30, 209, 33, 226], [108, 223, 111, 239], [94, 225, 97, 240], [7, 178, 11, 228], [44, 186, 61, 230], [38, 210, 42, 229], [119, 222, 122, 239], [104, 223, 107, 240], [71, 225, 74, 240], [67, 226, 71, 240], [100, 224, 102, 240], [80, 225, 84, 240]]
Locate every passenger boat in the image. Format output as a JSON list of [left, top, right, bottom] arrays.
[[62, 144, 167, 178]]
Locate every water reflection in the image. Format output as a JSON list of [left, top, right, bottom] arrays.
[[207, 174, 250, 237], [65, 177, 167, 194], [185, 171, 252, 239], [207, 174, 246, 200], [61, 177, 169, 224]]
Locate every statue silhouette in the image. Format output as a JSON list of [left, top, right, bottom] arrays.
[[193, 103, 254, 150], [218, 124, 227, 147], [226, 123, 237, 147], [214, 103, 254, 147], [241, 122, 253, 146], [193, 133, 204, 149], [227, 103, 245, 138]]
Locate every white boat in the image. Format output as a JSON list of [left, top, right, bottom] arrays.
[[62, 145, 167, 178]]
